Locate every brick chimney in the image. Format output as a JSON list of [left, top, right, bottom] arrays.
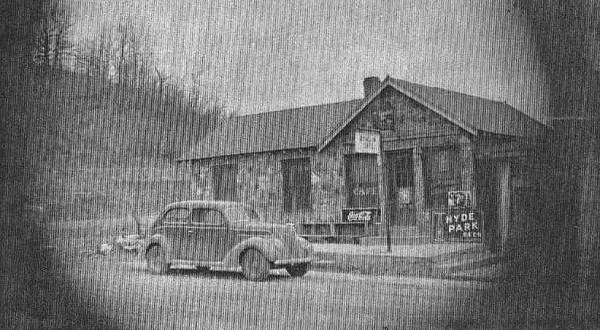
[[363, 76, 381, 98]]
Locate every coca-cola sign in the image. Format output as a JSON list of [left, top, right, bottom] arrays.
[[341, 208, 379, 223]]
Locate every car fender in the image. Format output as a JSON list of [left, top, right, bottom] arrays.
[[221, 236, 284, 267], [145, 234, 174, 263]]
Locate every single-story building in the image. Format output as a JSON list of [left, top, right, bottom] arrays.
[[179, 76, 548, 252]]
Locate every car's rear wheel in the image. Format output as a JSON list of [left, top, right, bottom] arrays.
[[286, 263, 309, 277], [241, 249, 269, 281], [147, 245, 169, 274]]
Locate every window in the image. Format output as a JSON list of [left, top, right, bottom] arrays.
[[371, 99, 395, 131], [345, 154, 379, 207], [163, 207, 189, 224], [223, 205, 260, 222], [511, 163, 538, 221], [423, 148, 460, 208], [191, 208, 224, 226], [364, 95, 395, 131], [282, 158, 311, 212], [212, 164, 237, 201]]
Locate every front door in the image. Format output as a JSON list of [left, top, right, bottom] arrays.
[[387, 150, 416, 227], [189, 208, 232, 261], [159, 206, 191, 260]]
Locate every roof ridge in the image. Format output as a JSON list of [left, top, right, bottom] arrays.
[[390, 77, 511, 107], [232, 98, 363, 119], [390, 77, 547, 125], [181, 96, 361, 160]]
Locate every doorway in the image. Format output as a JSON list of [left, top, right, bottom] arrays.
[[475, 160, 499, 251], [386, 150, 416, 228]]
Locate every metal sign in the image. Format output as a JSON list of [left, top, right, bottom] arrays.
[[448, 190, 472, 209], [354, 131, 380, 154], [342, 208, 379, 223]]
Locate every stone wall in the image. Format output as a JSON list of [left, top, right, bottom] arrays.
[[189, 139, 347, 225]]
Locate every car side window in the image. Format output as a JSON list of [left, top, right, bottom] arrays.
[[163, 207, 190, 225], [191, 208, 224, 226]]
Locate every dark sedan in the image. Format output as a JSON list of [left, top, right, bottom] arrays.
[[143, 200, 314, 281]]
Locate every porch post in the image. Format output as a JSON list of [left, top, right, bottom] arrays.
[[413, 147, 425, 233], [498, 160, 511, 253], [459, 136, 475, 208]]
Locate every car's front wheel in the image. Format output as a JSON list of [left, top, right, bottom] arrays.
[[147, 245, 169, 274], [286, 263, 309, 277], [241, 249, 269, 281]]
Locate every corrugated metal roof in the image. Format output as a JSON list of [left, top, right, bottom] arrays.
[[389, 78, 547, 137], [180, 99, 362, 160], [181, 77, 547, 160]]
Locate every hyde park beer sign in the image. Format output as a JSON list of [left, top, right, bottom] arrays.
[[444, 210, 482, 239], [444, 190, 482, 241]]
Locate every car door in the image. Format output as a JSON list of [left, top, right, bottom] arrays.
[[189, 208, 231, 262], [158, 206, 191, 260]]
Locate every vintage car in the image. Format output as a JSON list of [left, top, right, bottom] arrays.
[[144, 200, 314, 281]]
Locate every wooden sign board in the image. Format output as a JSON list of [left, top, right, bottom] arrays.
[[354, 131, 380, 154], [444, 210, 482, 240]]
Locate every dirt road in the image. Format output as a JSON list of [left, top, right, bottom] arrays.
[[54, 253, 499, 329]]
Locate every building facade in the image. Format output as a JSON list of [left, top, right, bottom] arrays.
[[179, 76, 547, 252]]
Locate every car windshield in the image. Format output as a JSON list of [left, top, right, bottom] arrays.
[[223, 205, 260, 222]]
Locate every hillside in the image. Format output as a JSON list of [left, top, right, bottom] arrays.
[[21, 69, 222, 220], [26, 70, 219, 163]]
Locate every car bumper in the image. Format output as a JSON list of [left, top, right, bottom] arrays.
[[273, 257, 315, 265]]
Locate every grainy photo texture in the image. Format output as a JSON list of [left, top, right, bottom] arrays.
[[1, 0, 599, 329]]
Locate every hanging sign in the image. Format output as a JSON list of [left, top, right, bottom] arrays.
[[354, 131, 380, 154]]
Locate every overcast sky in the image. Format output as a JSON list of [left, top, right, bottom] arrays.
[[72, 0, 549, 122]]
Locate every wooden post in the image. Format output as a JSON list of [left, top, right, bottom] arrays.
[[413, 147, 425, 233], [498, 161, 511, 254], [377, 133, 390, 252]]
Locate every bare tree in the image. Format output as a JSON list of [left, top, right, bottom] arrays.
[[116, 21, 130, 86], [75, 20, 158, 94], [154, 66, 170, 92], [111, 19, 156, 91], [33, 0, 72, 70], [75, 28, 112, 79]]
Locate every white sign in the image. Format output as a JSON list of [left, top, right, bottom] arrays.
[[448, 191, 472, 209], [354, 131, 380, 154], [397, 188, 412, 204]]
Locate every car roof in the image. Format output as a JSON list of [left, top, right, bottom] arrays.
[[165, 200, 246, 210]]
